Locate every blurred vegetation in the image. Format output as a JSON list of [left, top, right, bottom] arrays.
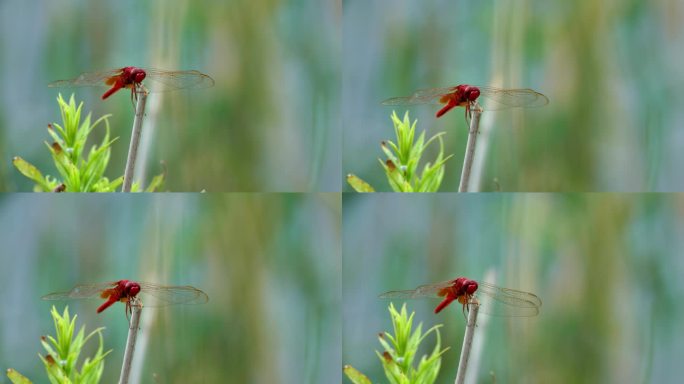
[[343, 193, 684, 382]]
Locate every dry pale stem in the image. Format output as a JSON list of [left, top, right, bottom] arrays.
[[458, 106, 483, 192], [122, 87, 149, 192], [118, 298, 142, 384], [455, 302, 480, 384]]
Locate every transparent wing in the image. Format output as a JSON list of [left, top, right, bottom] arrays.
[[136, 282, 209, 307], [477, 86, 549, 111], [379, 279, 455, 299], [41, 282, 118, 300], [382, 87, 457, 106], [48, 69, 123, 88], [142, 69, 215, 92], [475, 281, 542, 317]]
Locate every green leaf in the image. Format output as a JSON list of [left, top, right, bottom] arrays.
[[40, 354, 72, 384], [12, 157, 51, 191], [343, 365, 373, 384], [6, 369, 32, 384], [379, 304, 446, 384], [347, 110, 451, 192], [383, 111, 452, 192], [346, 174, 375, 192], [40, 306, 111, 383], [14, 93, 163, 192]]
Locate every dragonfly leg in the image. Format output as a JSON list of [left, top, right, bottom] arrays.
[[125, 301, 131, 323], [465, 104, 471, 126]]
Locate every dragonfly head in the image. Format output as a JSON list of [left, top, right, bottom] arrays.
[[454, 277, 478, 294], [465, 280, 478, 294], [122, 280, 142, 297], [464, 86, 480, 102], [123, 67, 147, 84], [131, 69, 146, 84]]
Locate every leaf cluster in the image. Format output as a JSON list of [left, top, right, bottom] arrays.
[[347, 111, 452, 192], [6, 306, 111, 384], [13, 94, 164, 192], [344, 303, 448, 384]]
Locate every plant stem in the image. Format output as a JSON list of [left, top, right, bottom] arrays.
[[118, 298, 142, 384], [455, 302, 480, 384], [133, 94, 161, 189], [464, 270, 495, 383], [122, 87, 149, 192], [458, 105, 483, 192]]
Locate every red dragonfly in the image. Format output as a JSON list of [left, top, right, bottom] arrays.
[[382, 84, 549, 118], [42, 280, 209, 314], [380, 277, 541, 317], [48, 67, 214, 100]]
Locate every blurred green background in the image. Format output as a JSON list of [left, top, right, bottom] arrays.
[[343, 0, 684, 191], [0, 194, 340, 383], [343, 193, 684, 382], [0, 0, 339, 192]]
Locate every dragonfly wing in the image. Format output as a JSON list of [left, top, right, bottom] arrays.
[[379, 280, 455, 299], [382, 96, 424, 106], [41, 282, 118, 300], [142, 69, 215, 92], [476, 300, 540, 316], [136, 282, 209, 307], [48, 69, 123, 88], [477, 86, 549, 110], [476, 281, 542, 317], [412, 280, 455, 296], [382, 86, 456, 106], [379, 289, 422, 299], [412, 87, 458, 99]]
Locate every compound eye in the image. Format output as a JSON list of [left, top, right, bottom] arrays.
[[123, 281, 141, 296], [129, 284, 141, 296], [466, 282, 478, 294], [134, 71, 146, 83], [468, 88, 481, 101]]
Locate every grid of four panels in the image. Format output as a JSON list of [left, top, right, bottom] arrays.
[[1, 0, 683, 383]]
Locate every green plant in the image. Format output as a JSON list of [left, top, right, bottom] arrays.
[[6, 306, 111, 384], [13, 94, 164, 192], [344, 303, 448, 384], [347, 111, 452, 192]]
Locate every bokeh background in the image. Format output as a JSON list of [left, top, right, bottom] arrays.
[[343, 0, 684, 192], [0, 194, 340, 383], [343, 194, 684, 382], [0, 0, 340, 192]]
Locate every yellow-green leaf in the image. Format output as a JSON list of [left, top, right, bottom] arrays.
[[346, 174, 375, 192], [12, 157, 44, 183], [6, 369, 32, 384], [343, 365, 372, 384], [42, 355, 72, 384]]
